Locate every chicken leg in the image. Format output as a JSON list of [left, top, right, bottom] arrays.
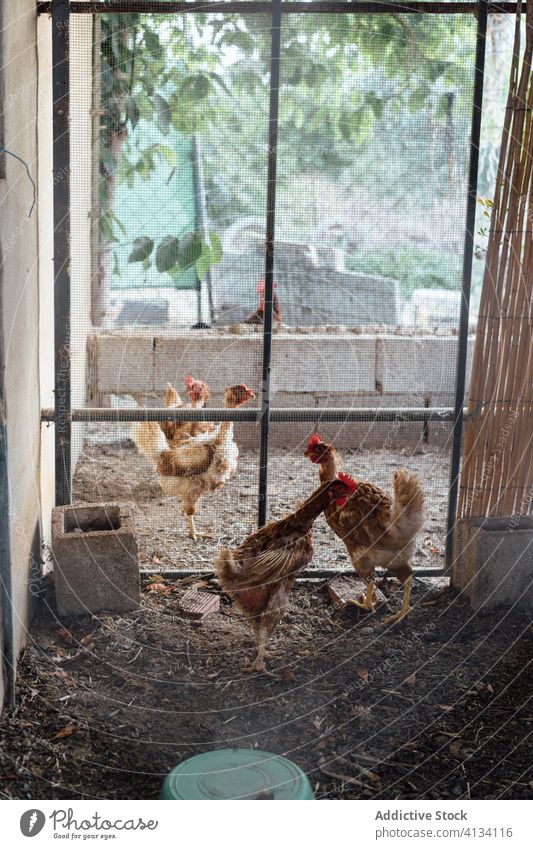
[[245, 622, 269, 673], [383, 575, 413, 625], [347, 579, 377, 614], [186, 515, 213, 540]]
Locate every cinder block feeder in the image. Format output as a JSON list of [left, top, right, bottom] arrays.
[[453, 517, 533, 612], [161, 749, 314, 800], [51, 501, 140, 617]]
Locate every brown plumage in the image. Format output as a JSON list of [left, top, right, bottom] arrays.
[[133, 384, 255, 540], [215, 478, 354, 672], [305, 434, 425, 623], [244, 294, 283, 326]]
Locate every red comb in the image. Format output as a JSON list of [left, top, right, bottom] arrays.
[[338, 471, 357, 491], [308, 433, 323, 449], [257, 278, 278, 294], [184, 375, 195, 388]]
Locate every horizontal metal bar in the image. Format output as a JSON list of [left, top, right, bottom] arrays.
[[37, 1, 521, 15], [41, 405, 459, 423], [140, 567, 444, 579]]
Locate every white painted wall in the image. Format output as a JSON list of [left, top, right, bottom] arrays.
[[69, 15, 94, 473], [0, 0, 42, 695], [37, 13, 54, 547]]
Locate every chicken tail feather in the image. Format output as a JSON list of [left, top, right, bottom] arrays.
[[214, 546, 239, 590], [131, 421, 168, 467], [390, 469, 425, 535]]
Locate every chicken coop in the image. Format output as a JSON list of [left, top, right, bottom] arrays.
[[0, 0, 532, 802], [39, 0, 506, 579]]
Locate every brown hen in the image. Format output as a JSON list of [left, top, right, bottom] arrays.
[[215, 477, 354, 672], [305, 434, 425, 624]]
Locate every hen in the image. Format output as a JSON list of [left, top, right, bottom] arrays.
[[160, 375, 212, 447], [215, 477, 354, 672], [134, 384, 255, 540], [244, 278, 283, 327], [304, 434, 425, 624]]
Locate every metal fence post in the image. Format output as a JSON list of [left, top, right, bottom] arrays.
[[446, 0, 488, 567], [258, 0, 282, 527], [52, 0, 72, 505]]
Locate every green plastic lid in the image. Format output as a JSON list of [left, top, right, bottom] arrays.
[[161, 749, 314, 800]]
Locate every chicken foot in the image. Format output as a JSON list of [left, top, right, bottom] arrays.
[[347, 580, 377, 614], [383, 575, 413, 625], [186, 515, 213, 540]]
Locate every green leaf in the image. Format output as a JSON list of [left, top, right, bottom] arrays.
[[304, 63, 327, 88], [195, 255, 210, 280], [128, 236, 154, 264], [409, 86, 430, 113], [294, 107, 305, 130], [154, 94, 171, 133], [177, 232, 203, 270], [155, 144, 177, 169], [144, 29, 163, 60], [209, 232, 223, 265], [100, 211, 119, 245], [338, 112, 354, 142], [428, 60, 449, 83], [209, 71, 232, 96], [180, 75, 211, 102], [126, 96, 140, 129], [156, 236, 181, 273], [221, 30, 255, 53], [365, 93, 383, 120]]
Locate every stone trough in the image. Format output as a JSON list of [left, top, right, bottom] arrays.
[[52, 501, 140, 617], [452, 516, 533, 612]]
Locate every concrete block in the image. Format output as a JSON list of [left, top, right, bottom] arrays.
[[377, 337, 462, 394], [271, 335, 375, 393], [152, 334, 262, 393], [91, 334, 155, 396], [452, 517, 533, 612], [52, 502, 140, 616]]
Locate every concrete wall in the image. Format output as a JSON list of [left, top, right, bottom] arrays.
[[0, 0, 43, 704], [88, 330, 472, 449]]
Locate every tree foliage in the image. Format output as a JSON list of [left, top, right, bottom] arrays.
[[99, 7, 482, 289]]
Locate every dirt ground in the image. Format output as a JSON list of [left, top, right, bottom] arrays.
[[0, 577, 530, 800], [0, 443, 530, 800]]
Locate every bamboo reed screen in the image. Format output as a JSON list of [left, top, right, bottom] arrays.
[[459, 0, 533, 519]]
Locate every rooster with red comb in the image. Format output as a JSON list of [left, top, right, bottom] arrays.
[[244, 278, 283, 326], [305, 433, 425, 624]]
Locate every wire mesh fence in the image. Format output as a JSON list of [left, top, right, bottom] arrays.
[[48, 1, 518, 574]]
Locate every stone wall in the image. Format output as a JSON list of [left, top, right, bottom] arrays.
[[212, 238, 400, 326], [89, 330, 471, 449]]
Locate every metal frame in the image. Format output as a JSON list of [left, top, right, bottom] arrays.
[[38, 1, 521, 15], [42, 406, 458, 423], [43, 0, 512, 568], [258, 0, 282, 527], [52, 0, 71, 506]]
